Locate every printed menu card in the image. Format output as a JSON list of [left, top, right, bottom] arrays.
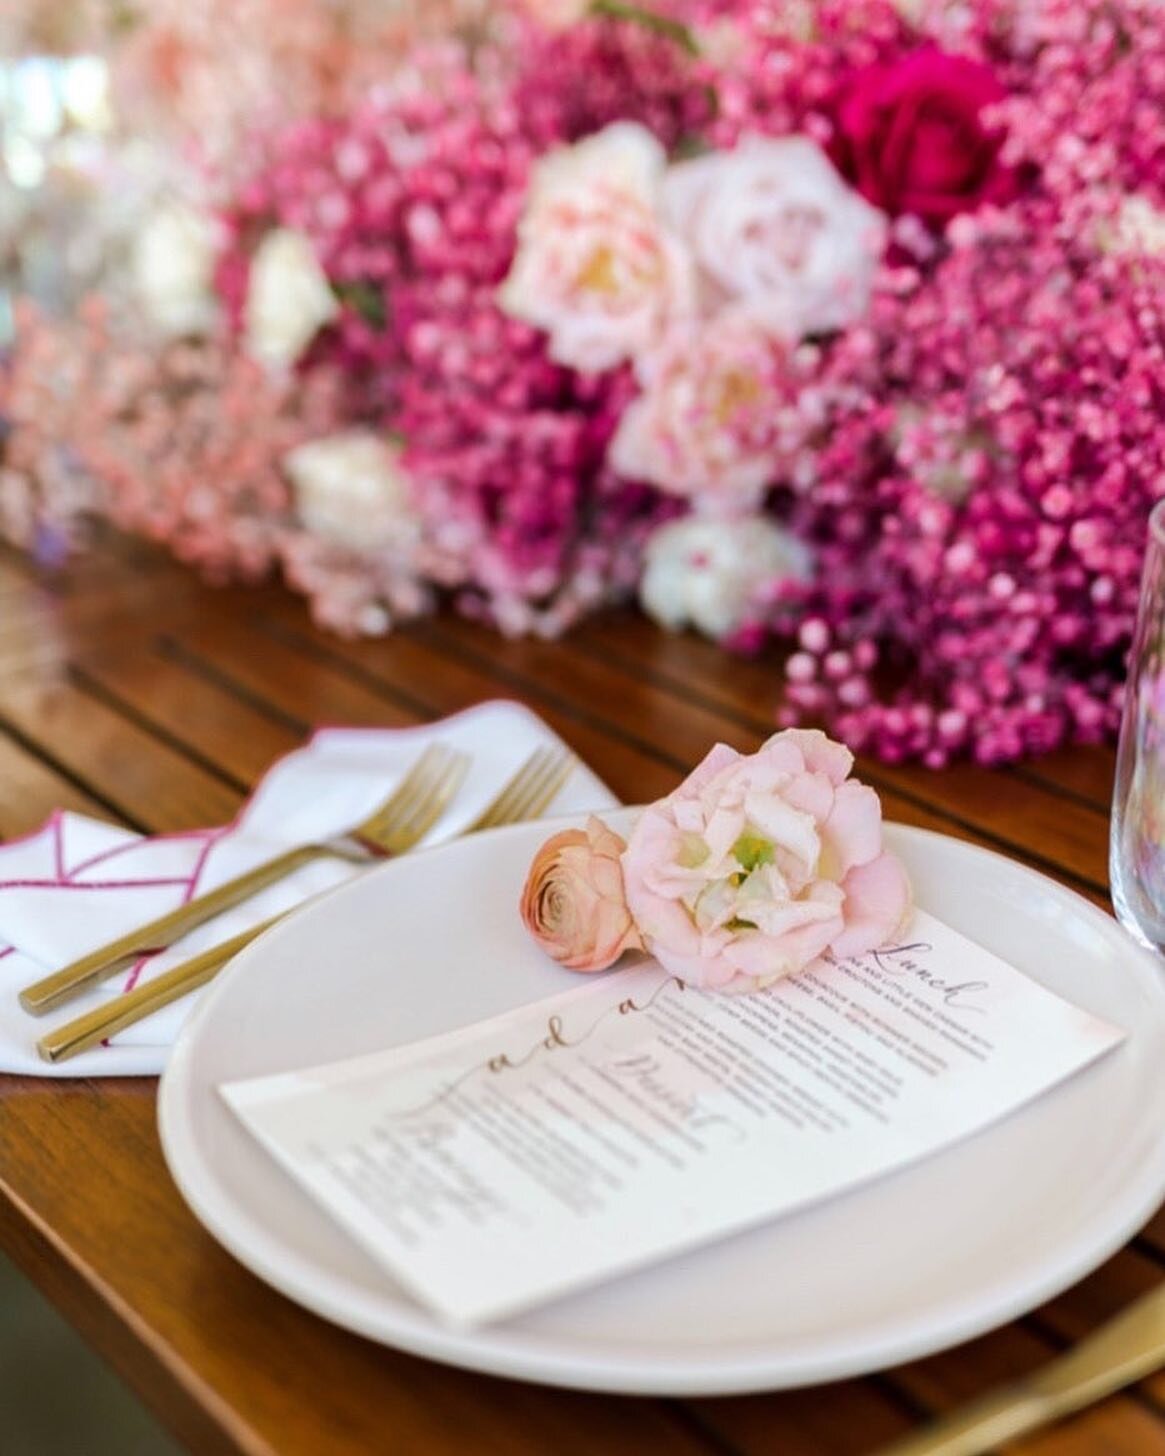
[[222, 910, 1124, 1327]]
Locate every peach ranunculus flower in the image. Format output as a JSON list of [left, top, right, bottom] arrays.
[[608, 311, 799, 508], [521, 815, 644, 971], [498, 122, 696, 374], [620, 730, 911, 993], [664, 135, 887, 341]]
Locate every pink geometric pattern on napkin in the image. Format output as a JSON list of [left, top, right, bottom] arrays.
[[0, 814, 231, 993], [0, 702, 620, 1078]]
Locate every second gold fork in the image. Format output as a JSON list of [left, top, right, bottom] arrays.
[[21, 742, 470, 1016], [36, 746, 577, 1064]]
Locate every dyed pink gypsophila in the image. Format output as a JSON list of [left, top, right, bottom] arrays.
[[0, 302, 429, 638], [215, 29, 695, 634], [11, 0, 1165, 766]]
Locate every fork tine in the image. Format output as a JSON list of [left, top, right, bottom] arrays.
[[356, 742, 450, 837], [489, 749, 561, 825], [502, 749, 575, 823], [379, 752, 470, 853], [468, 747, 555, 832], [470, 747, 576, 831]]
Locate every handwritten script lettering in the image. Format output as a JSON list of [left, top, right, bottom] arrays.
[[868, 942, 988, 1013]]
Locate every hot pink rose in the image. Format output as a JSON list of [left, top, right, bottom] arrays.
[[521, 815, 644, 972], [832, 48, 1017, 226], [620, 729, 911, 993]]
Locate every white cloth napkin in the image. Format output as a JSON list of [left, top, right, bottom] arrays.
[[0, 702, 618, 1077]]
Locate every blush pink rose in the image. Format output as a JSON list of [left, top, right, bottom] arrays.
[[620, 729, 911, 993], [521, 815, 644, 972], [608, 311, 797, 509], [498, 122, 695, 373], [665, 136, 887, 340], [832, 48, 1018, 227]]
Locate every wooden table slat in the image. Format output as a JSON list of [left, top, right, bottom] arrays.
[[0, 536, 1155, 1456]]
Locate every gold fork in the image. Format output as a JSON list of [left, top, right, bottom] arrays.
[[20, 742, 470, 1016], [869, 1280, 1165, 1456], [36, 745, 577, 1064]]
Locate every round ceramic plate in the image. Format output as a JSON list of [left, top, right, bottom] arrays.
[[158, 814, 1165, 1395]]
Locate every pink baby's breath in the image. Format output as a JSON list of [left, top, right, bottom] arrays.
[[6, 0, 1165, 766]]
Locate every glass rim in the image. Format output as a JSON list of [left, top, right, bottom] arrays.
[[1151, 498, 1165, 550]]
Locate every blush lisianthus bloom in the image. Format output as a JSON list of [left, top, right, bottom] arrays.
[[665, 136, 887, 339], [244, 228, 339, 371], [283, 430, 421, 554], [620, 730, 911, 993], [498, 121, 696, 373], [639, 514, 812, 639], [521, 815, 644, 972], [608, 312, 799, 507]]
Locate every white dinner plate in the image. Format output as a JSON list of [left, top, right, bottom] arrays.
[[158, 814, 1165, 1395]]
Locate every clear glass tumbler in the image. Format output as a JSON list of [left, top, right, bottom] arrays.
[[1111, 499, 1165, 950]]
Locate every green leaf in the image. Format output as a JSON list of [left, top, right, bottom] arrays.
[[587, 0, 700, 55], [333, 280, 388, 331]]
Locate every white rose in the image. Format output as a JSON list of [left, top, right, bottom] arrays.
[[665, 135, 887, 340], [245, 228, 339, 371], [1104, 194, 1165, 257], [609, 311, 797, 508], [640, 515, 812, 639], [498, 122, 695, 373], [133, 201, 220, 337], [284, 431, 420, 554]]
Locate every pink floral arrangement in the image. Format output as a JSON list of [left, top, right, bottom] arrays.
[[520, 728, 911, 991], [5, 0, 1165, 767]]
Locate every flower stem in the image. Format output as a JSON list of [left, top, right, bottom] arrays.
[[587, 0, 699, 55]]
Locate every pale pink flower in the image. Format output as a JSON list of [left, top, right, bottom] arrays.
[[498, 122, 696, 373], [133, 201, 221, 338], [283, 430, 420, 554], [608, 312, 798, 508], [244, 228, 338, 371], [521, 815, 644, 972], [639, 514, 811, 639], [620, 730, 912, 993], [665, 136, 887, 340]]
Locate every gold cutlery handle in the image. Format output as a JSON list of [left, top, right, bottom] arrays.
[[874, 1282, 1165, 1456], [874, 1388, 1054, 1456], [36, 919, 276, 1064], [20, 844, 320, 1016]]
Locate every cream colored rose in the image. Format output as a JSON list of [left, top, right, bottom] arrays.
[[665, 135, 887, 340], [498, 122, 695, 373], [640, 514, 811, 640], [133, 201, 220, 338], [1103, 195, 1165, 257], [245, 228, 339, 371], [608, 312, 794, 507], [283, 431, 420, 553]]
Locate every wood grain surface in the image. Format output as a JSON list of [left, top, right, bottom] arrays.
[[0, 531, 1161, 1456]]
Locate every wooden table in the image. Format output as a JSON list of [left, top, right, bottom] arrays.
[[0, 529, 1162, 1456]]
